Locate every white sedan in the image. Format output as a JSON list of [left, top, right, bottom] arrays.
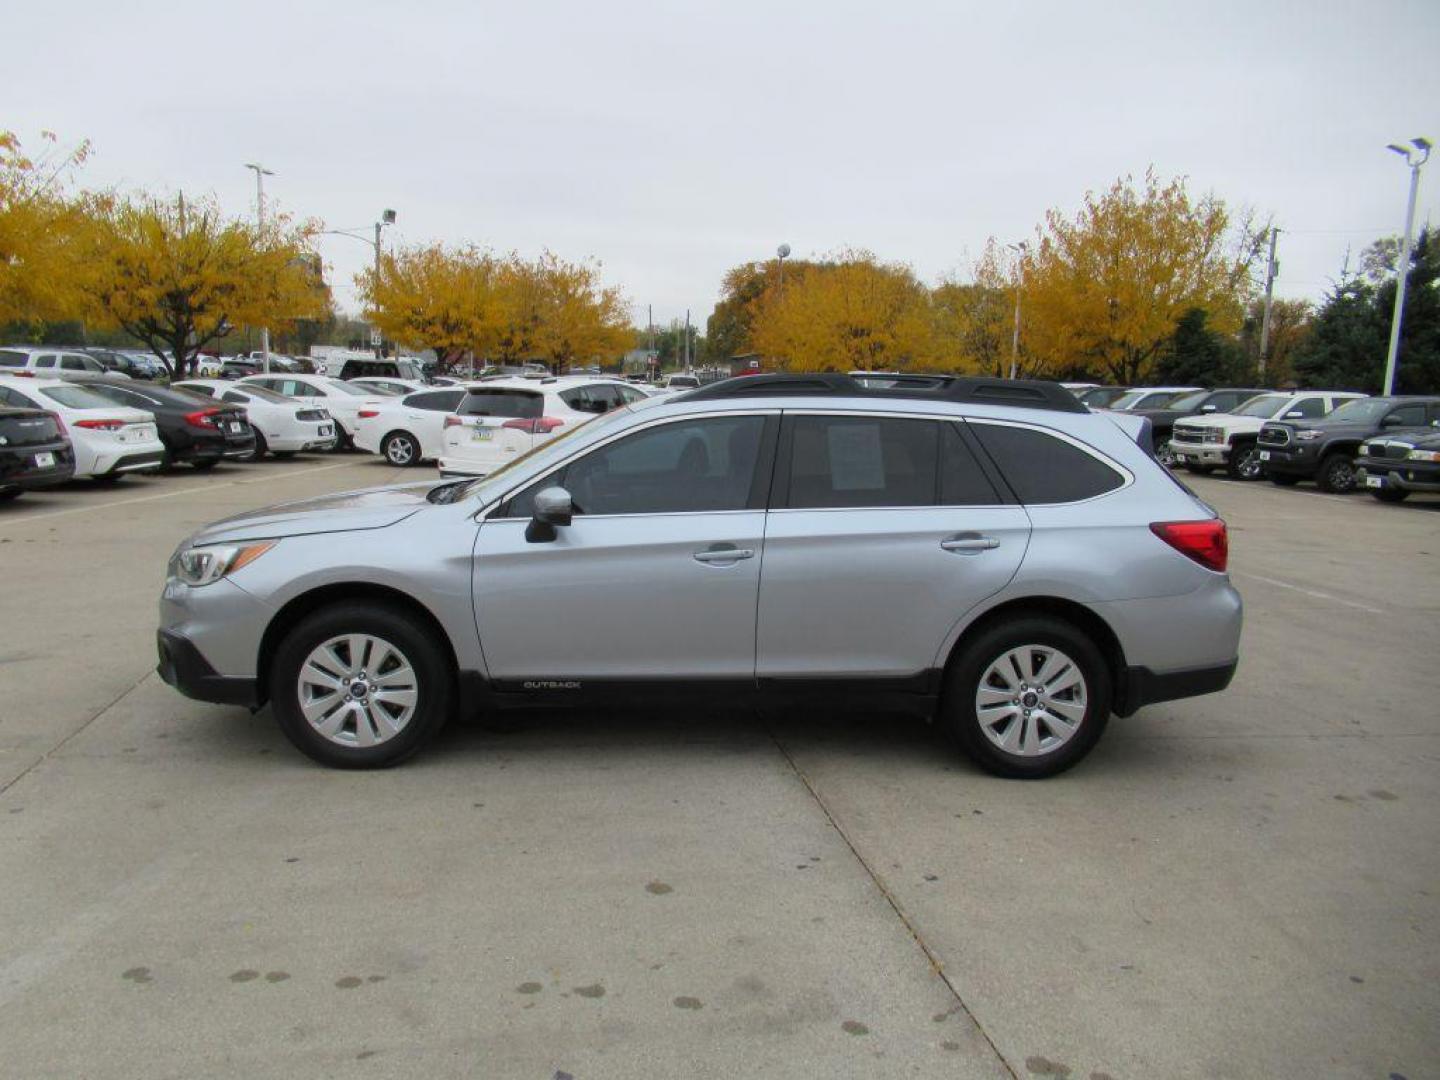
[[352, 386, 469, 466], [0, 375, 165, 480], [237, 374, 387, 447], [173, 379, 339, 458]]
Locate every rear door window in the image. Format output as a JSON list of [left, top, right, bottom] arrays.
[[35, 355, 57, 369], [941, 423, 1001, 505], [970, 422, 1125, 504], [1287, 397, 1327, 419], [403, 390, 466, 411], [457, 389, 543, 418], [1385, 403, 1427, 427], [782, 415, 939, 509]]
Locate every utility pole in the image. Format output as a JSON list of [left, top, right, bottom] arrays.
[[244, 163, 275, 373], [1258, 227, 1280, 382], [684, 308, 691, 372], [1382, 138, 1432, 396], [1007, 241, 1027, 380]]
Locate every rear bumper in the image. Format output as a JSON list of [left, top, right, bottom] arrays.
[[1114, 659, 1238, 717], [0, 442, 75, 489], [93, 449, 166, 476], [437, 455, 490, 478], [156, 629, 258, 707]]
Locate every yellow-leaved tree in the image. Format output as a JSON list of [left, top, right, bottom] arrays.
[[931, 240, 1019, 377], [1021, 169, 1263, 383], [77, 193, 325, 377], [360, 243, 504, 370], [528, 252, 631, 369], [749, 250, 935, 372], [0, 130, 91, 327]]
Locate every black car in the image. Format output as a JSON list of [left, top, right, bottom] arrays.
[[1132, 387, 1266, 465], [1257, 396, 1440, 492], [219, 359, 261, 380], [0, 406, 75, 500], [83, 348, 157, 380], [80, 379, 255, 468], [1357, 427, 1440, 502]]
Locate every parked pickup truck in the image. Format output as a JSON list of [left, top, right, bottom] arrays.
[[1259, 396, 1440, 492], [1356, 425, 1440, 502], [1132, 387, 1266, 466], [1170, 391, 1365, 480]]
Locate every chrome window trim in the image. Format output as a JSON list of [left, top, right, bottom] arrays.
[[480, 409, 779, 521]]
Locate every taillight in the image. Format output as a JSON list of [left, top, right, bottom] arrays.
[[358, 409, 380, 419], [502, 416, 565, 434], [75, 418, 127, 431], [1150, 520, 1228, 573], [184, 408, 222, 428], [443, 415, 463, 428], [48, 411, 67, 437]]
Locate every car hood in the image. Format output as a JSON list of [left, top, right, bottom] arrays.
[[1363, 427, 1440, 448], [1175, 413, 1254, 430], [1283, 418, 1374, 436], [192, 482, 439, 544]]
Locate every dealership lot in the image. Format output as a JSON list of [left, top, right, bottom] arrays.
[[0, 460, 1436, 1079]]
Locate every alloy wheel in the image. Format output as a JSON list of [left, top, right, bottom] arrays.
[[297, 634, 419, 748], [974, 644, 1088, 757], [384, 434, 416, 466]]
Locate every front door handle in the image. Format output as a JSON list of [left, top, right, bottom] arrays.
[[693, 546, 755, 564], [941, 533, 999, 553]]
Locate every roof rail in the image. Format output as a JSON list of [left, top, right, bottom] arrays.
[[679, 372, 1088, 414]]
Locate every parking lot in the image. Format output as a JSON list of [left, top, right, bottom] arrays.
[[0, 457, 1436, 1080]]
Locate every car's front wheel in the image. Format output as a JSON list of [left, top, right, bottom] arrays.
[[270, 603, 452, 768], [1227, 442, 1263, 480], [1317, 452, 1358, 493], [944, 616, 1111, 779], [1370, 485, 1409, 503]]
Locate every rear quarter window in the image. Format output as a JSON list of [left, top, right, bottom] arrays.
[[969, 423, 1125, 504]]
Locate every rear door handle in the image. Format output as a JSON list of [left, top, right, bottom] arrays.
[[693, 547, 755, 564], [941, 534, 999, 553]]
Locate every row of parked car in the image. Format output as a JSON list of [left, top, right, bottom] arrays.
[[1066, 382, 1440, 503]]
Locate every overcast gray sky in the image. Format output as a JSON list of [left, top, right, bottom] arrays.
[[10, 0, 1439, 330]]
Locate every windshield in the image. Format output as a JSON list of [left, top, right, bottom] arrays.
[[1168, 390, 1210, 411], [1325, 399, 1385, 423], [38, 384, 127, 409], [323, 379, 372, 396], [1232, 394, 1289, 418]]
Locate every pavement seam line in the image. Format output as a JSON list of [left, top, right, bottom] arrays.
[[0, 670, 155, 798], [765, 726, 1020, 1080]]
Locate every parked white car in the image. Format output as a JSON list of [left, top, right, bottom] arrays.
[[352, 386, 469, 466], [1104, 386, 1203, 411], [348, 377, 431, 398], [1170, 390, 1367, 480], [173, 379, 340, 458], [0, 345, 130, 381], [437, 377, 650, 477], [237, 374, 387, 446], [0, 375, 164, 479]]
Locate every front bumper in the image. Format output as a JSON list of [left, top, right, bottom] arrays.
[[1256, 444, 1321, 477], [1357, 459, 1440, 493], [156, 629, 259, 707], [1168, 440, 1230, 466]]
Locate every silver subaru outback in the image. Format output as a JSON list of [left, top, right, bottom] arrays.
[[157, 374, 1241, 778]]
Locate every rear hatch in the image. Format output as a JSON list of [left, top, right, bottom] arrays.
[[446, 387, 548, 461], [0, 410, 63, 449]]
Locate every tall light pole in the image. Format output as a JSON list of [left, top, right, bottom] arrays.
[[1382, 137, 1432, 396], [322, 209, 397, 360], [776, 243, 790, 288], [1007, 241, 1028, 380], [1258, 226, 1280, 382], [244, 163, 275, 373]]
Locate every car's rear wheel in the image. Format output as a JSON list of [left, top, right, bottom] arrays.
[[944, 616, 1111, 779], [1316, 452, 1357, 493], [1370, 485, 1409, 503], [1269, 473, 1300, 486], [1227, 442, 1263, 480], [382, 431, 420, 467], [270, 603, 452, 768]]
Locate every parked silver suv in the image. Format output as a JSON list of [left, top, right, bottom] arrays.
[[157, 374, 1241, 777]]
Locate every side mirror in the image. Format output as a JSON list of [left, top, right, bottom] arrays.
[[525, 486, 573, 543]]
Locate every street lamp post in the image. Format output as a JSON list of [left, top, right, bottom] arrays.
[[776, 243, 790, 288], [244, 162, 275, 373], [1382, 137, 1432, 396], [1007, 241, 1028, 380], [322, 209, 397, 360]]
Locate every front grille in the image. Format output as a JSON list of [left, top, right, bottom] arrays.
[[1258, 425, 1290, 447], [1172, 426, 1208, 444], [1370, 443, 1408, 461], [296, 409, 327, 421]]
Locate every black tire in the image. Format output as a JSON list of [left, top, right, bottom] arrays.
[[243, 429, 268, 462], [1316, 452, 1358, 494], [1185, 464, 1213, 475], [1268, 473, 1301, 486], [273, 451, 296, 460], [93, 473, 124, 484], [1370, 485, 1409, 503], [0, 487, 22, 502], [943, 616, 1112, 779], [382, 430, 421, 467], [191, 458, 220, 471], [1226, 442, 1263, 481], [270, 602, 452, 769]]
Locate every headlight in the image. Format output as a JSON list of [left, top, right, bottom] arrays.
[[1407, 448, 1440, 463], [1296, 430, 1323, 441], [1357, 444, 1370, 456], [1212, 429, 1227, 442], [171, 541, 277, 586]]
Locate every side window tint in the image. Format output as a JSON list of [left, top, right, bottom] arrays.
[[942, 424, 1000, 505], [970, 423, 1124, 504], [1388, 405, 1426, 426], [564, 415, 765, 516], [786, 416, 937, 509], [36, 355, 56, 368], [1291, 397, 1326, 419]]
